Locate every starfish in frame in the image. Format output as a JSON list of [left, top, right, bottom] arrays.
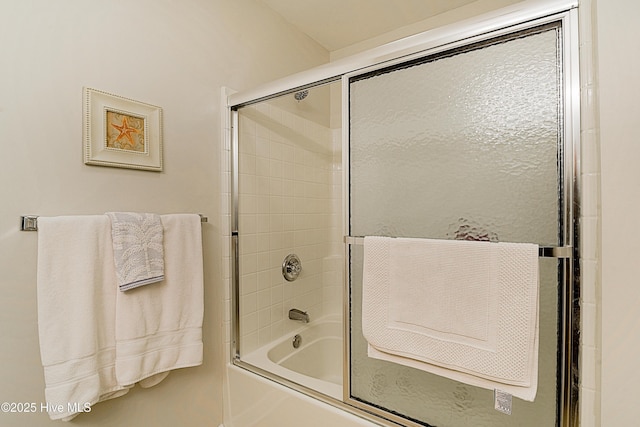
[[111, 116, 140, 146]]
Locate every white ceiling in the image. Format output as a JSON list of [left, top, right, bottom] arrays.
[[257, 0, 481, 51]]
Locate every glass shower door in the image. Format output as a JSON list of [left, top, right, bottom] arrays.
[[347, 22, 572, 427]]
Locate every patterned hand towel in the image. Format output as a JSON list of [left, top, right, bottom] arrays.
[[106, 212, 165, 291]]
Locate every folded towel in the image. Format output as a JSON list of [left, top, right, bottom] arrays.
[[114, 214, 204, 387], [362, 236, 539, 401], [36, 216, 132, 421], [106, 212, 164, 291]]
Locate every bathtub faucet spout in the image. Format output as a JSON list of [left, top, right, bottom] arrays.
[[288, 308, 309, 323]]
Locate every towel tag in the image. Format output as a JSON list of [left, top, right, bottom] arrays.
[[494, 389, 512, 415]]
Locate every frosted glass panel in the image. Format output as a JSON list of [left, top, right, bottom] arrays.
[[349, 26, 563, 426], [350, 28, 560, 246]]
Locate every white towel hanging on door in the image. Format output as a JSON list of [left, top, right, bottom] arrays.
[[362, 236, 539, 401]]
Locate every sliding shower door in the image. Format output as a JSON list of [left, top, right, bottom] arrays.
[[346, 20, 576, 427]]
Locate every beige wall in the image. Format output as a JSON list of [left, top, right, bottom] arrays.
[[597, 0, 640, 425], [0, 1, 327, 426], [330, 0, 523, 60]]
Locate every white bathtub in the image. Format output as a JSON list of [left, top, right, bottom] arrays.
[[241, 316, 343, 400]]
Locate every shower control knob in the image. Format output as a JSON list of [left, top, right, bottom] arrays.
[[282, 254, 302, 281]]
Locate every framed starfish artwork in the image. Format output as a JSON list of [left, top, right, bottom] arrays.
[[83, 87, 163, 171]]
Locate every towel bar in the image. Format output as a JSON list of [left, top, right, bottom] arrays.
[[343, 236, 572, 259], [20, 214, 208, 232]]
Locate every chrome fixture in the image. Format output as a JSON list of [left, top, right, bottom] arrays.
[[282, 254, 302, 281], [343, 236, 573, 259], [288, 308, 309, 323], [292, 334, 302, 349], [20, 215, 38, 231], [294, 89, 308, 101], [20, 214, 208, 232]]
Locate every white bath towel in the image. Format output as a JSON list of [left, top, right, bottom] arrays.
[[362, 236, 539, 401], [114, 214, 204, 387], [36, 216, 132, 421], [106, 212, 164, 292]]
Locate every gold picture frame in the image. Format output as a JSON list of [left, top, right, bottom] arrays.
[[83, 87, 163, 171]]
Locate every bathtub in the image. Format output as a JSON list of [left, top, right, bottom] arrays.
[[240, 316, 343, 400]]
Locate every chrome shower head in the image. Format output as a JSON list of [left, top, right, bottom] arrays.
[[294, 90, 309, 101]]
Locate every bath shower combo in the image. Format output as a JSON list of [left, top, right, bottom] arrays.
[[226, 2, 580, 426]]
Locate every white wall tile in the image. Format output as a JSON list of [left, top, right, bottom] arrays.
[[236, 102, 342, 354]]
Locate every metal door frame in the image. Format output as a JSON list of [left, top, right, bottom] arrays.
[[341, 9, 580, 427]]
